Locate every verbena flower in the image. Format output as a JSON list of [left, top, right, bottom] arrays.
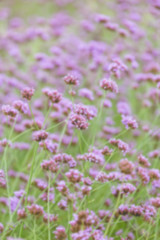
[[2, 105, 18, 118], [0, 1, 159, 239], [69, 113, 89, 130], [64, 73, 79, 86], [21, 87, 35, 100], [122, 115, 138, 129], [32, 130, 48, 141], [27, 204, 44, 216], [54, 226, 67, 240], [100, 78, 119, 93]]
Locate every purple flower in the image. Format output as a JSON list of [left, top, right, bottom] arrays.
[[54, 226, 67, 240], [64, 73, 79, 86], [32, 130, 48, 142], [42, 88, 62, 103], [122, 115, 138, 129], [79, 88, 94, 101], [13, 100, 29, 115], [100, 78, 119, 93], [0, 223, 4, 233], [65, 169, 83, 183], [21, 87, 35, 100], [70, 113, 89, 130], [27, 204, 44, 216], [2, 105, 18, 118]]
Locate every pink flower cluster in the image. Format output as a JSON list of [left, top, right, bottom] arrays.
[[0, 0, 159, 239]]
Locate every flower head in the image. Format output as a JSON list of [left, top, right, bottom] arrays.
[[100, 78, 118, 93]]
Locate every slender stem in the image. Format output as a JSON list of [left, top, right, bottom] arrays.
[[104, 191, 122, 237], [57, 118, 68, 152], [24, 143, 38, 207], [47, 172, 51, 240]]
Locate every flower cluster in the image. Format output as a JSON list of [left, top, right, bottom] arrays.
[[0, 0, 159, 239]]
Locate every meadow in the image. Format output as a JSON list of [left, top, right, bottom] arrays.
[[0, 0, 160, 239]]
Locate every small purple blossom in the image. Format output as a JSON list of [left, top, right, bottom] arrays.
[[122, 115, 138, 129], [32, 130, 48, 142], [21, 87, 35, 100], [100, 78, 119, 93], [64, 73, 79, 86]]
